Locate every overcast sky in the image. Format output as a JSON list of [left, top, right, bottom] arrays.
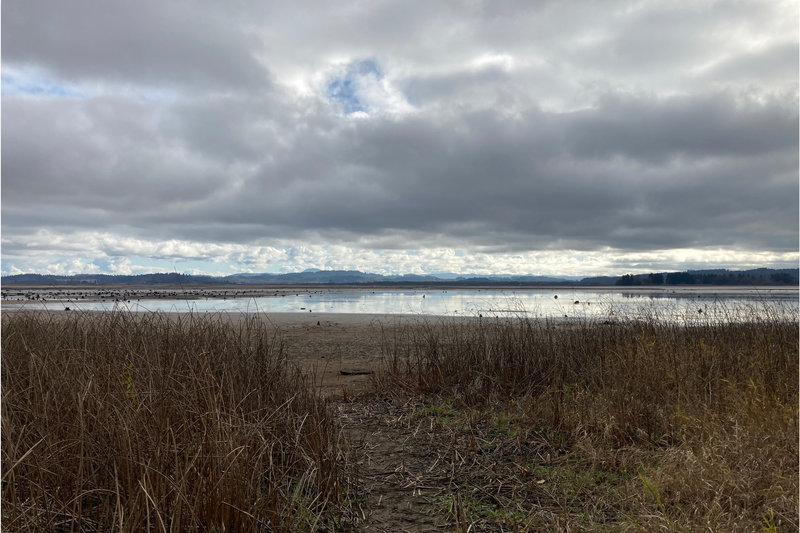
[[2, 0, 798, 277]]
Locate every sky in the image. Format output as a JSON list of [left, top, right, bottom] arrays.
[[2, 0, 798, 278]]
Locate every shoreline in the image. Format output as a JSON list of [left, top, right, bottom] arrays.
[[2, 283, 796, 305]]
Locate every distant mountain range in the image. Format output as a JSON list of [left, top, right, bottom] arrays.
[[2, 268, 797, 286]]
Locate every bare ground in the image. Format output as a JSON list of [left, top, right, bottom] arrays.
[[274, 314, 467, 530], [337, 400, 450, 532], [280, 315, 446, 530]]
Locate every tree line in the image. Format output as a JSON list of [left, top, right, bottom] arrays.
[[616, 268, 798, 286]]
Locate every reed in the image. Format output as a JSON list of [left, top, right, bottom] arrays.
[[376, 310, 799, 530], [1, 311, 352, 531]]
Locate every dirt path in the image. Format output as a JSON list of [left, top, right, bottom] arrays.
[[336, 399, 456, 532], [276, 315, 450, 530], [278, 314, 463, 530]]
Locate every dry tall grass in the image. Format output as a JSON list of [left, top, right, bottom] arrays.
[[377, 311, 799, 530], [3, 306, 797, 531], [2, 311, 352, 531]]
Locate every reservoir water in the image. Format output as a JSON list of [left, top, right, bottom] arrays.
[[5, 287, 797, 323]]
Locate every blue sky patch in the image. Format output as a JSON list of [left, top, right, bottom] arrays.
[[325, 59, 382, 114], [2, 71, 83, 98]]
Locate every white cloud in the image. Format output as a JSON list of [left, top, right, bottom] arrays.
[[2, 230, 797, 277]]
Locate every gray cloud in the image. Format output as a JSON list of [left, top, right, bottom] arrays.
[[2, 0, 797, 275], [2, 96, 228, 211], [562, 92, 798, 162], [4, 89, 797, 252], [3, 0, 269, 91], [702, 41, 798, 84]]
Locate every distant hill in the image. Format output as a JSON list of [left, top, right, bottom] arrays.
[[2, 268, 797, 286], [0, 270, 575, 286]]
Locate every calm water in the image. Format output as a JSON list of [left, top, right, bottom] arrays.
[[6, 287, 798, 322]]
